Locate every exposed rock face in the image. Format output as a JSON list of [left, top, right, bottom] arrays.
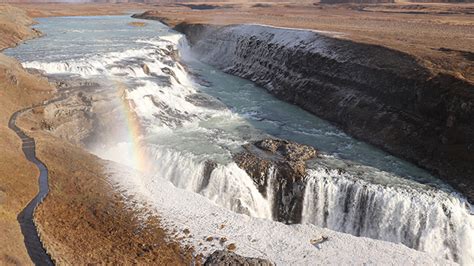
[[42, 92, 95, 145], [234, 139, 317, 223], [204, 250, 272, 266], [176, 23, 474, 203], [173, 23, 219, 46]]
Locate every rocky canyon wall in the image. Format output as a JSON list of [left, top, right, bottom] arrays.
[[174, 23, 474, 203]]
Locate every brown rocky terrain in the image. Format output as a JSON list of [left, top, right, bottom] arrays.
[[3, 3, 145, 18], [0, 5, 41, 50]]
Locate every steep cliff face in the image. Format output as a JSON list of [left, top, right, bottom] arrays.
[[176, 23, 474, 202]]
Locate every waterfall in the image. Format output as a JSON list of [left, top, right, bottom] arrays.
[[302, 167, 474, 264], [145, 146, 272, 219]]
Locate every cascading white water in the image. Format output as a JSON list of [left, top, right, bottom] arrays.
[[144, 146, 272, 219], [302, 166, 474, 264], [266, 166, 277, 212]]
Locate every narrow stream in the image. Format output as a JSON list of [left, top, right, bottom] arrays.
[[5, 15, 473, 264], [9, 109, 53, 265]]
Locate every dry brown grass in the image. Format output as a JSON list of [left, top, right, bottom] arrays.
[[0, 5, 41, 50], [0, 8, 54, 260], [10, 3, 146, 18]]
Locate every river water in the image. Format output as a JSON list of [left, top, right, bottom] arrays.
[[5, 15, 473, 264]]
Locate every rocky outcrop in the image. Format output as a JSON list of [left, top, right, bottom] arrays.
[[173, 23, 219, 46], [175, 23, 474, 203], [204, 250, 272, 266], [234, 139, 317, 223], [41, 92, 95, 145]]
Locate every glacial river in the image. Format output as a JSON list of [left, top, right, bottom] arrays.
[[6, 15, 473, 264]]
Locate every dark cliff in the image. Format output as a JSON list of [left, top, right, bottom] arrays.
[[234, 139, 317, 223], [175, 23, 474, 203]]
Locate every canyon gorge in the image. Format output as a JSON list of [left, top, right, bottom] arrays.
[[1, 2, 473, 265]]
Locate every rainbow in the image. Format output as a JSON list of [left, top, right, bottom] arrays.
[[116, 81, 149, 172]]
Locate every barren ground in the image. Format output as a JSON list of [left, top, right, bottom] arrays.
[[9, 3, 145, 18]]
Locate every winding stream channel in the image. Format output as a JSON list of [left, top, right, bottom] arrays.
[[5, 15, 473, 264], [9, 108, 53, 265]]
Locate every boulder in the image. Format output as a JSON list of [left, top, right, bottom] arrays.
[[204, 250, 272, 266]]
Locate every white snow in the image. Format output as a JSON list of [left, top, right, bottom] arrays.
[[192, 24, 353, 70], [246, 23, 347, 39]]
